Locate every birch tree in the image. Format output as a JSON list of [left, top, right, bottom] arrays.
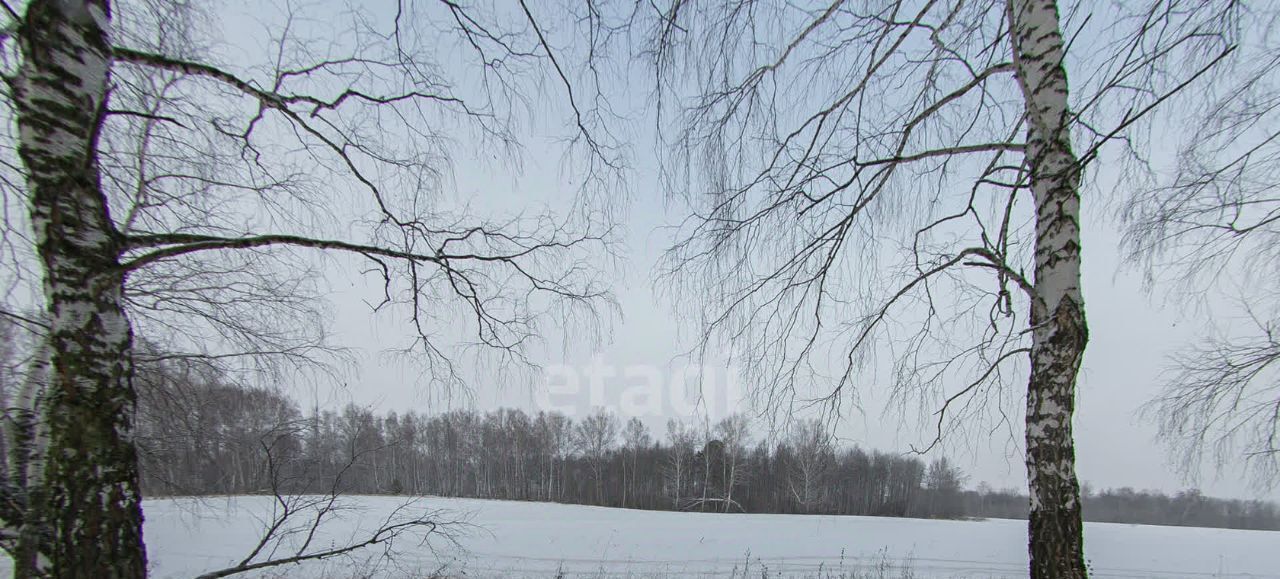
[[620, 417, 651, 507], [1121, 5, 1280, 487], [575, 407, 619, 504], [662, 417, 697, 508], [714, 413, 750, 512], [649, 0, 1238, 575], [786, 419, 834, 513], [0, 0, 620, 576], [125, 379, 1280, 528]]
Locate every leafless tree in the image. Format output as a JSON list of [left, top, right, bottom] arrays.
[[662, 417, 697, 509], [0, 0, 622, 576], [786, 419, 834, 513], [714, 413, 750, 512], [620, 416, 651, 508], [126, 375, 1280, 528], [574, 407, 619, 504], [539, 410, 573, 502], [1120, 4, 1280, 488], [192, 423, 457, 579], [647, 0, 1241, 575], [924, 456, 967, 519]]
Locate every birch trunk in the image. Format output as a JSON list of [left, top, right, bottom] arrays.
[[1008, 0, 1089, 577], [11, 0, 148, 576]]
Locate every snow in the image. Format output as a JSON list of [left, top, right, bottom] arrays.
[[3, 496, 1277, 578]]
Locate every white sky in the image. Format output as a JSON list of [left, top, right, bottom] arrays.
[[306, 126, 1264, 501], [200, 0, 1277, 503]]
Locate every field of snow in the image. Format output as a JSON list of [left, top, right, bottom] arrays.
[[4, 496, 1278, 578]]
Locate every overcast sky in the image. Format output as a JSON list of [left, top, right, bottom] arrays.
[[309, 120, 1263, 501], [197, 1, 1277, 503]]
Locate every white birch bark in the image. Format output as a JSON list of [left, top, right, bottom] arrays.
[[1008, 0, 1089, 577], [10, 0, 148, 576]]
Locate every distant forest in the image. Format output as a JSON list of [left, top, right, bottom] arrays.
[[135, 361, 1280, 531]]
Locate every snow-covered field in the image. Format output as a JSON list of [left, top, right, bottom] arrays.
[[4, 496, 1278, 578]]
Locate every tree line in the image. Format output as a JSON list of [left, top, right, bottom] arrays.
[[135, 365, 1280, 531]]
